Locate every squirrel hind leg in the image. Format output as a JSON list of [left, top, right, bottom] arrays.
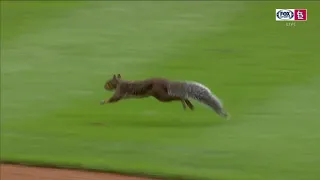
[[185, 99, 194, 110], [180, 100, 187, 110]]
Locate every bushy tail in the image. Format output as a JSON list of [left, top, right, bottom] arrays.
[[167, 81, 230, 119]]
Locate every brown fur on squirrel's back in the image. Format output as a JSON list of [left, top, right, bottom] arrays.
[[117, 78, 168, 96]]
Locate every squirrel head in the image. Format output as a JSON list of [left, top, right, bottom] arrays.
[[104, 74, 121, 91]]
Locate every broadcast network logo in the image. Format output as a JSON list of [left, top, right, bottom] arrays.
[[276, 9, 307, 21]]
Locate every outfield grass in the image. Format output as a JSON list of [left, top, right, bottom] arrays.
[[1, 1, 320, 180]]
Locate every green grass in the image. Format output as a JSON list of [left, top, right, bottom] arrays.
[[1, 1, 320, 180]]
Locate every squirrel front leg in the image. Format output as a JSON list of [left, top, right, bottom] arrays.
[[100, 93, 122, 105], [100, 87, 123, 105]]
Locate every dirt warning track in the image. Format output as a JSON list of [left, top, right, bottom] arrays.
[[0, 164, 158, 180]]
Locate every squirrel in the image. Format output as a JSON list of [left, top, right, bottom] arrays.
[[100, 74, 230, 119]]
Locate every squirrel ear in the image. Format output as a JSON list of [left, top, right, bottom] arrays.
[[113, 74, 116, 79], [117, 74, 121, 78]]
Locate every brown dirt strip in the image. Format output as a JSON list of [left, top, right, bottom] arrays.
[[0, 164, 158, 180]]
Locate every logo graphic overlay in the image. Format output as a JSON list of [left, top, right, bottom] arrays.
[[276, 9, 294, 21], [294, 9, 307, 21]]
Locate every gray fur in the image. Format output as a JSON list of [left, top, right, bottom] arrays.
[[167, 81, 230, 119]]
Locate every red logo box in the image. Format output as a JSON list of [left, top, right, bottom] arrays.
[[294, 9, 307, 21]]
